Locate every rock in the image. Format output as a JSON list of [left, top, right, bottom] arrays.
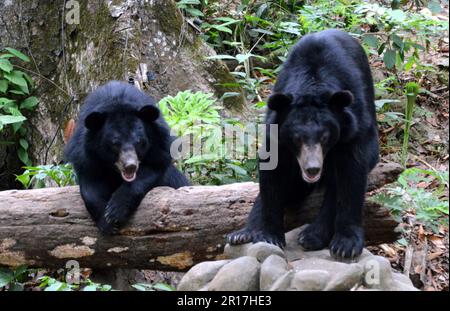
[[247, 242, 285, 262], [223, 243, 252, 259], [390, 280, 420, 291], [290, 270, 330, 291], [285, 226, 372, 262], [392, 272, 415, 286], [325, 263, 363, 291], [260, 255, 289, 291], [207, 256, 260, 291], [269, 271, 294, 291], [360, 255, 394, 289], [179, 226, 421, 291], [177, 260, 231, 291]]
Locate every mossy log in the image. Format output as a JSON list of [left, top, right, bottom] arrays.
[[0, 163, 402, 271]]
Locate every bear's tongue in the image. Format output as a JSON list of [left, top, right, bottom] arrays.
[[121, 168, 137, 182]]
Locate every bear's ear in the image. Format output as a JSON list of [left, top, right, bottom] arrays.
[[137, 105, 160, 123], [267, 93, 293, 111], [329, 90, 354, 110], [85, 112, 106, 131]]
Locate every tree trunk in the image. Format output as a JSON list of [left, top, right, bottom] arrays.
[[0, 163, 402, 271], [0, 0, 244, 189]]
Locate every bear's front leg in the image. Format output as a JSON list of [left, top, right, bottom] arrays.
[[98, 166, 163, 234], [78, 176, 112, 223], [330, 153, 367, 260], [227, 192, 286, 248]]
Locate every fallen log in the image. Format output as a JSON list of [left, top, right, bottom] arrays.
[[0, 163, 402, 271]]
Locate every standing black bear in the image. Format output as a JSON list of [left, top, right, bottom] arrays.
[[65, 81, 189, 234], [228, 30, 379, 260]]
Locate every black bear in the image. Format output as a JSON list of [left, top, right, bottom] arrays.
[[65, 81, 189, 234], [228, 29, 379, 260]]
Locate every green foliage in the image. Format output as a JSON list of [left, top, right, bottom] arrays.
[[356, 3, 448, 74], [0, 47, 39, 166], [0, 266, 29, 291], [16, 164, 77, 188], [373, 167, 449, 232], [132, 282, 176, 291], [159, 90, 258, 185], [37, 276, 112, 291], [159, 90, 222, 137], [176, 0, 207, 18]]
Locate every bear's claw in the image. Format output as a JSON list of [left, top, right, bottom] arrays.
[[227, 228, 286, 248], [298, 222, 333, 251]]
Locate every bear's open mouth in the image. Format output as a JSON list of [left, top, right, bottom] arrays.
[[121, 167, 137, 182], [301, 170, 321, 183]]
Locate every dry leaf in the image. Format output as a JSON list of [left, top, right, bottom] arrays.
[[427, 252, 444, 261]]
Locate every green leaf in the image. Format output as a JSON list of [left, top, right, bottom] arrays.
[[391, 34, 404, 51], [0, 80, 8, 93], [0, 59, 13, 73], [383, 49, 397, 69], [9, 89, 26, 95], [83, 285, 98, 291], [235, 53, 253, 64], [185, 7, 204, 17], [20, 97, 38, 110], [0, 115, 26, 125], [4, 71, 27, 87], [44, 281, 64, 291], [0, 269, 14, 288], [177, 0, 201, 5], [15, 173, 30, 188], [0, 54, 15, 59], [132, 283, 155, 291], [206, 54, 236, 61], [19, 138, 28, 150], [363, 35, 379, 48], [4, 48, 30, 62], [18, 147, 30, 166], [152, 283, 176, 291], [210, 24, 233, 34], [0, 97, 15, 106]]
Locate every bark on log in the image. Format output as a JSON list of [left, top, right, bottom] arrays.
[[0, 163, 402, 271]]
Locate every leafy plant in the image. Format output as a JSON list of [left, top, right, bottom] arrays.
[[356, 3, 448, 74], [38, 276, 78, 291], [0, 266, 29, 291], [373, 167, 449, 232], [0, 47, 39, 166], [159, 90, 222, 138], [82, 280, 112, 291], [132, 282, 175, 291], [16, 164, 77, 188], [176, 0, 205, 18], [159, 91, 258, 185]]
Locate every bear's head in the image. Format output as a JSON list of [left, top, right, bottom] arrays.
[[267, 90, 358, 183], [84, 105, 160, 183]]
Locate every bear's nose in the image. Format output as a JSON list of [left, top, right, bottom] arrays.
[[306, 167, 320, 177]]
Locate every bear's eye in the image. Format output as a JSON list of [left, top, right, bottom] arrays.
[[137, 138, 146, 147], [320, 133, 329, 144], [110, 140, 120, 149]]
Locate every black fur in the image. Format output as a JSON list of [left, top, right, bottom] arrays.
[[65, 81, 189, 234], [228, 30, 379, 260]]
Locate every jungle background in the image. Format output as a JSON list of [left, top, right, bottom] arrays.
[[0, 0, 448, 291]]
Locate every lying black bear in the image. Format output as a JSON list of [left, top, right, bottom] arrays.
[[228, 29, 379, 260], [65, 81, 189, 234]]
